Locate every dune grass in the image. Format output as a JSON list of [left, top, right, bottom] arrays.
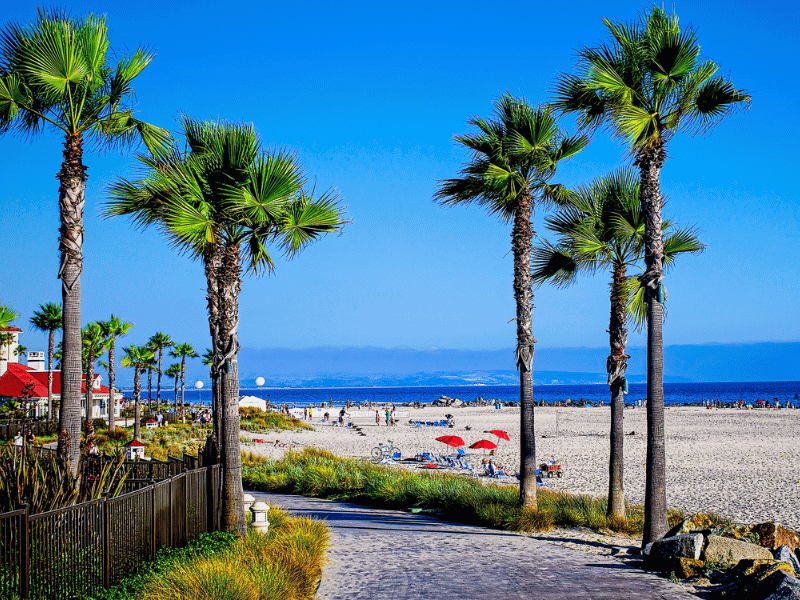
[[239, 407, 314, 433], [242, 448, 705, 537], [92, 508, 328, 600]]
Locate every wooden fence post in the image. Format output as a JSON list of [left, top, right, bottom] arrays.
[[150, 482, 156, 560], [168, 477, 173, 548], [102, 494, 110, 589], [20, 505, 29, 600]]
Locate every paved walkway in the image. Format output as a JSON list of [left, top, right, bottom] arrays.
[[250, 492, 698, 600]]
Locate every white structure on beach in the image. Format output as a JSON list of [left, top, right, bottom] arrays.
[[239, 395, 268, 411]]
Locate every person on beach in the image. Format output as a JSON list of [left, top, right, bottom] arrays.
[[304, 407, 308, 420], [338, 407, 348, 427], [376, 410, 381, 425], [308, 407, 313, 420], [385, 409, 391, 426]]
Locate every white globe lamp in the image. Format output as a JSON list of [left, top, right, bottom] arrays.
[[195, 381, 204, 390], [255, 376, 265, 387]]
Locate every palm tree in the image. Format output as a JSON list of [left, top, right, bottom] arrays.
[[435, 95, 587, 508], [0, 10, 169, 473], [532, 169, 704, 523], [121, 344, 155, 442], [98, 315, 132, 431], [106, 116, 347, 535], [149, 332, 174, 406], [166, 363, 181, 411], [29, 303, 62, 420], [81, 323, 105, 421], [170, 342, 198, 413], [552, 7, 749, 543], [0, 305, 19, 367]]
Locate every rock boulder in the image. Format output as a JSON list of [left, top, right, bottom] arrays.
[[666, 513, 715, 538], [648, 533, 704, 565], [703, 535, 773, 567], [775, 546, 800, 575], [753, 522, 800, 552]]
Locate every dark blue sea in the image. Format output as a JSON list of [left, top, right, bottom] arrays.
[[127, 381, 800, 408]]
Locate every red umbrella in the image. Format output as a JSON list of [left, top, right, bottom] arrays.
[[486, 429, 510, 442], [436, 435, 465, 448], [469, 439, 498, 455]]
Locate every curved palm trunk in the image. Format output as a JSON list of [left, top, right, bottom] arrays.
[[607, 263, 629, 523], [638, 141, 669, 544], [56, 133, 87, 475], [173, 376, 179, 410], [513, 195, 537, 509], [133, 367, 141, 441], [218, 242, 246, 535], [47, 329, 55, 422], [108, 341, 116, 431]]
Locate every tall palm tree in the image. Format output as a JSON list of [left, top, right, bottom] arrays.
[[106, 116, 347, 535], [435, 95, 587, 508], [166, 363, 181, 410], [170, 342, 198, 413], [121, 344, 154, 442], [99, 315, 132, 431], [552, 7, 749, 543], [532, 169, 704, 523], [29, 303, 62, 420], [149, 332, 174, 406], [0, 10, 169, 473], [81, 322, 105, 421]]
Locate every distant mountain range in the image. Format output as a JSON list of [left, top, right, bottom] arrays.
[[226, 342, 800, 388]]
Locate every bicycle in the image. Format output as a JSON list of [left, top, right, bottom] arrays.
[[371, 440, 400, 462]]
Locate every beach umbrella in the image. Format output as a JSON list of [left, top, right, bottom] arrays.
[[435, 435, 465, 448], [470, 439, 497, 455], [485, 429, 510, 442]]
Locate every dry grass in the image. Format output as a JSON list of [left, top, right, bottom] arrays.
[[137, 508, 328, 600]]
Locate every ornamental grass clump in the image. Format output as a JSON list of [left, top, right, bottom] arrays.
[[135, 508, 328, 600]]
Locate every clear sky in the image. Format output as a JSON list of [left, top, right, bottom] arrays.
[[1, 1, 798, 368]]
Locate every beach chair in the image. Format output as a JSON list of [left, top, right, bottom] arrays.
[[456, 448, 466, 459], [392, 451, 402, 461]]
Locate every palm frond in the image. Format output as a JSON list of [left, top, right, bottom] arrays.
[[531, 241, 579, 288]]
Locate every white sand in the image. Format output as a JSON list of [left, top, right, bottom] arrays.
[[242, 404, 800, 530]]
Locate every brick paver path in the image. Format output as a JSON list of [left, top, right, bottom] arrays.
[[250, 492, 698, 600]]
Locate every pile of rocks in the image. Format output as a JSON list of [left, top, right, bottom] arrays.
[[430, 395, 466, 408], [644, 515, 800, 598]]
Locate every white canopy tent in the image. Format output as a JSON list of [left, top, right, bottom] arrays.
[[239, 395, 268, 411]]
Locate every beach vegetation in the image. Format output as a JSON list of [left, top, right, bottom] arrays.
[[435, 95, 588, 509], [553, 6, 750, 544], [89, 508, 328, 600], [0, 9, 170, 474], [532, 168, 704, 524], [242, 448, 695, 536], [239, 407, 313, 433]]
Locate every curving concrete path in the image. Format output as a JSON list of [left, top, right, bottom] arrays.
[[250, 492, 699, 600]]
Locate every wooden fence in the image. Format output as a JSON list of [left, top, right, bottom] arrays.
[[0, 460, 221, 600]]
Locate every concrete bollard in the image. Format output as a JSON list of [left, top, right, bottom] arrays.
[[243, 494, 255, 512], [250, 501, 270, 534]]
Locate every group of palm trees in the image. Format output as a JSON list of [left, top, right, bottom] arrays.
[[436, 7, 748, 545], [0, 9, 345, 535], [0, 7, 747, 542]]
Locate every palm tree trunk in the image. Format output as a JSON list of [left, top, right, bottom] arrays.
[[513, 195, 537, 509], [156, 349, 163, 405], [203, 245, 223, 460], [637, 141, 669, 545], [174, 377, 179, 410], [47, 329, 54, 422], [56, 132, 87, 475], [108, 341, 116, 431], [218, 242, 246, 535], [607, 263, 629, 523], [134, 368, 141, 441], [86, 353, 95, 421], [179, 355, 186, 413], [147, 368, 153, 409]]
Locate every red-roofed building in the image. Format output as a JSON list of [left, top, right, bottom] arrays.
[[0, 362, 123, 419]]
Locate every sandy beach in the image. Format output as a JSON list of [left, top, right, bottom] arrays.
[[242, 404, 800, 530]]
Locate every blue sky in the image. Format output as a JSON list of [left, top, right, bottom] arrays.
[[1, 1, 798, 371]]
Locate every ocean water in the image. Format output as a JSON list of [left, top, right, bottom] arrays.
[[126, 380, 800, 408]]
